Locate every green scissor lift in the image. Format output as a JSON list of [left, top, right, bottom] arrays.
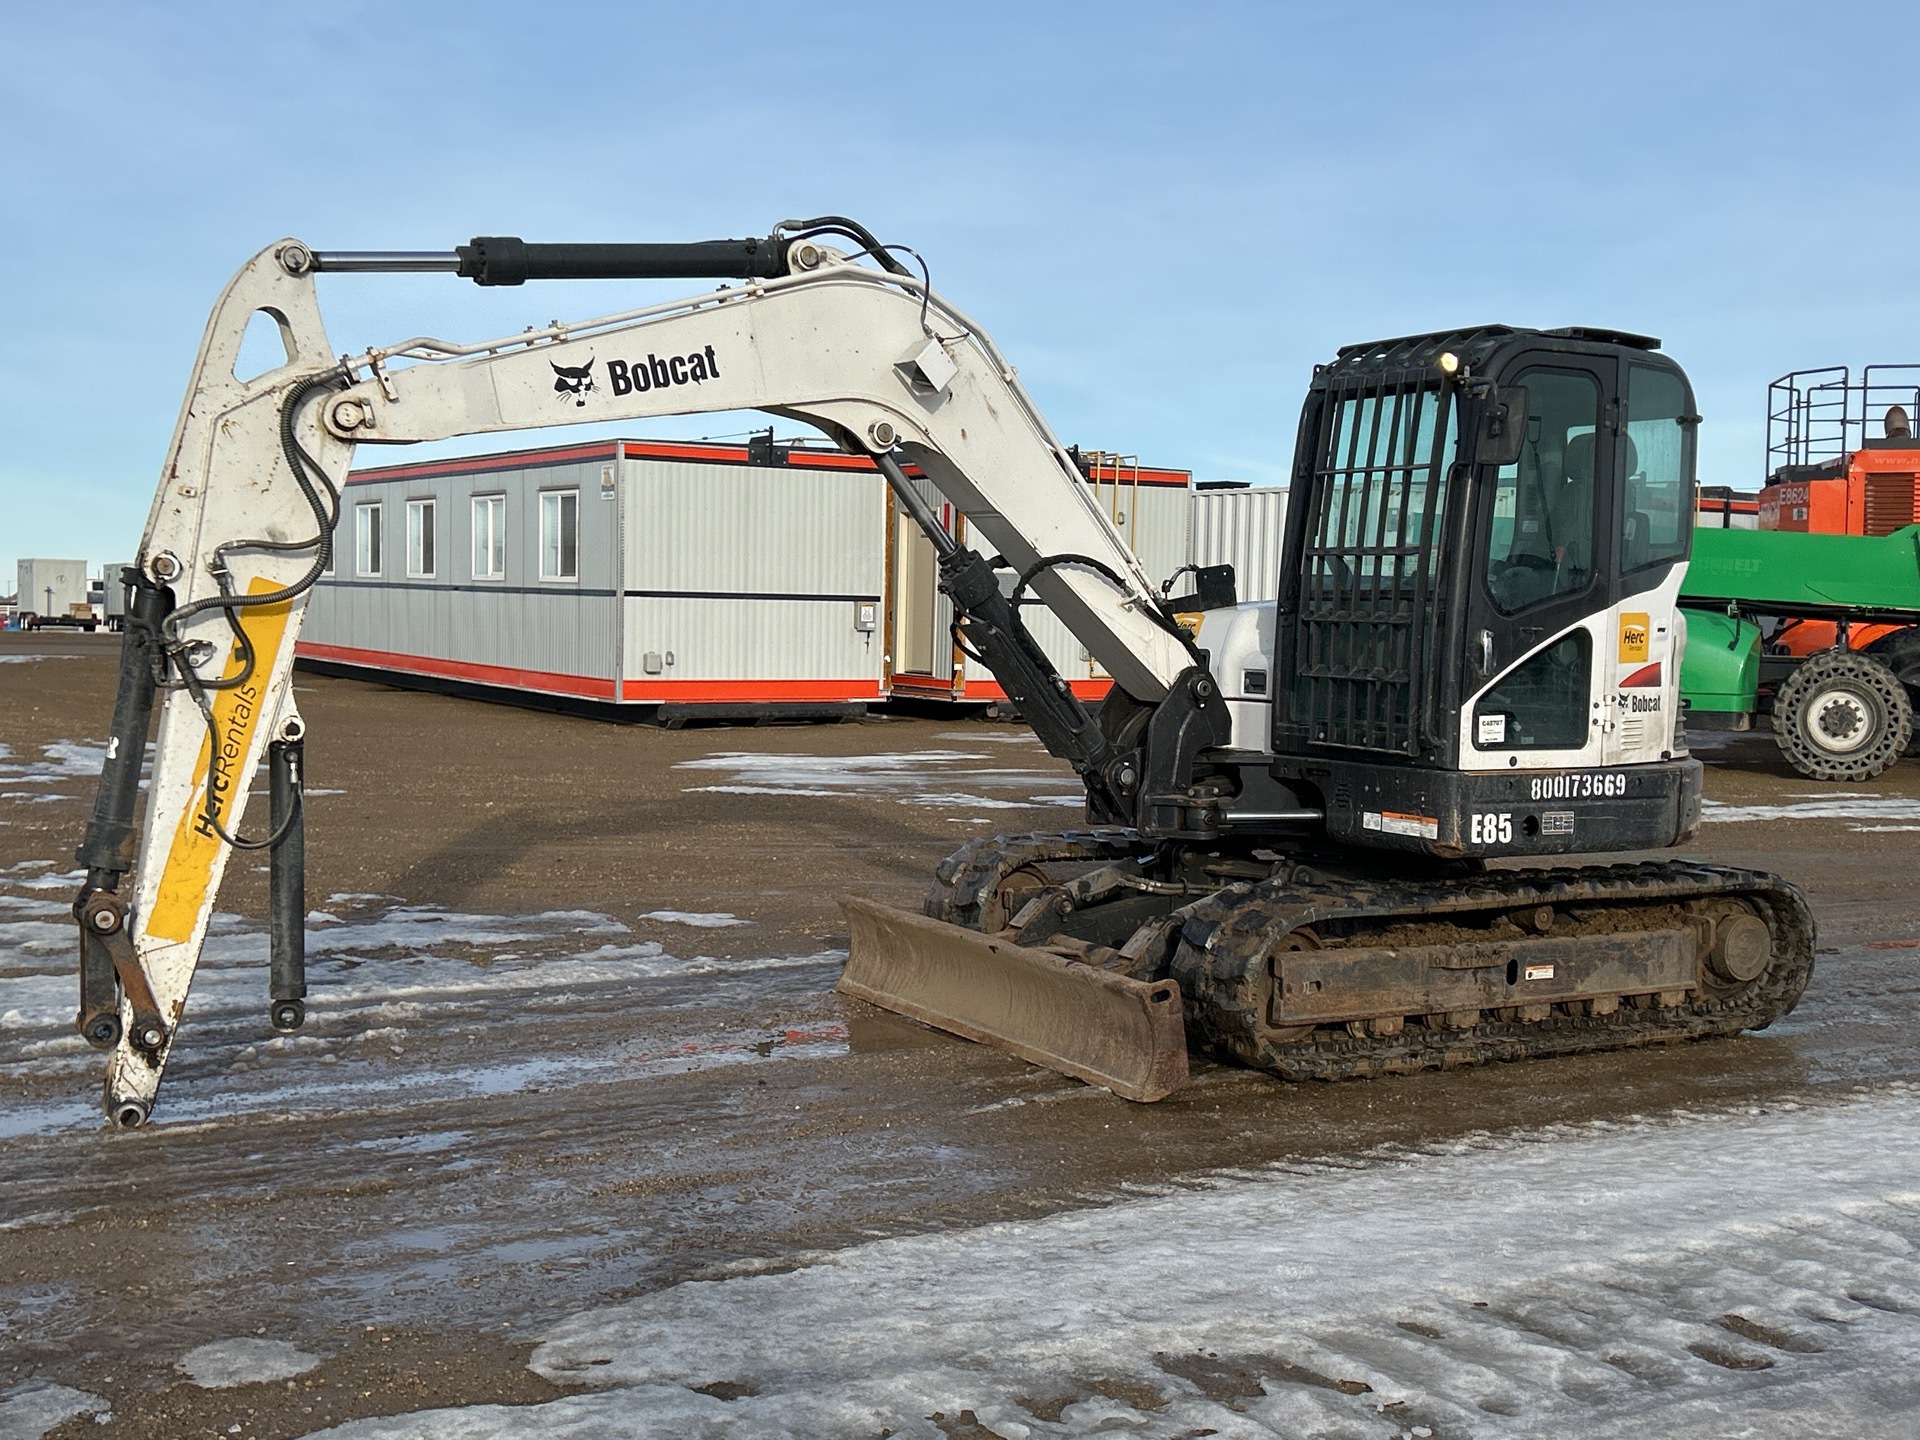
[[1680, 524, 1920, 779]]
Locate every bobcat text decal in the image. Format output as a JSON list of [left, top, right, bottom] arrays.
[[607, 346, 721, 396]]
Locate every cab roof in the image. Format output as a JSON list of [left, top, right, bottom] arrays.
[[1319, 325, 1663, 387]]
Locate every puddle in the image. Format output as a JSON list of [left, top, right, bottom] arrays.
[[0, 864, 852, 1137]]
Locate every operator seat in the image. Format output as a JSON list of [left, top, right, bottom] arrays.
[[1617, 435, 1649, 571], [1553, 432, 1598, 585], [1489, 438, 1579, 612]]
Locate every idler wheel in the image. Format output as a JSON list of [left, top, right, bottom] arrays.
[[1707, 912, 1772, 984]]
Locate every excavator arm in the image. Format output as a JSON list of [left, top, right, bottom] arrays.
[[74, 225, 1228, 1124]]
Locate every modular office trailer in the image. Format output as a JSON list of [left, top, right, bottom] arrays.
[[299, 440, 892, 720], [298, 440, 1203, 720]]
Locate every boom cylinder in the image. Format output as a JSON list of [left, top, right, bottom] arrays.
[[75, 571, 172, 879], [268, 739, 307, 1032], [73, 571, 173, 1048], [454, 236, 790, 286]]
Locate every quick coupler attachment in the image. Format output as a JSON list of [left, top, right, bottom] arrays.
[[268, 738, 307, 1032]]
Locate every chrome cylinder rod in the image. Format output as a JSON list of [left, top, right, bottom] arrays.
[[310, 251, 462, 273]]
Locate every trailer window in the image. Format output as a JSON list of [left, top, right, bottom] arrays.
[[355, 502, 382, 577], [1484, 368, 1600, 614], [1623, 364, 1693, 573], [540, 490, 578, 581], [406, 499, 436, 579], [472, 495, 505, 580]]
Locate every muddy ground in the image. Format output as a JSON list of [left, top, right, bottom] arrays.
[[3, 628, 1919, 1438]]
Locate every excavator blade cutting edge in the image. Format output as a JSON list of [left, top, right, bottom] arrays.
[[836, 897, 1189, 1102]]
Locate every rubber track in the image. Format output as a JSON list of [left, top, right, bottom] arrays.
[[925, 832, 1817, 1083], [1171, 859, 1815, 1080], [925, 827, 1152, 930]]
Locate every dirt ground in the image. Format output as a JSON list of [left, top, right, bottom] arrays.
[[4, 628, 1919, 1438]]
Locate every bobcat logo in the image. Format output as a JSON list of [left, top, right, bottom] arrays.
[[551, 357, 597, 407]]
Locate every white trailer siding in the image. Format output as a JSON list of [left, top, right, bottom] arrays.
[[1189, 487, 1289, 603], [17, 559, 89, 620], [104, 564, 135, 622], [299, 441, 887, 713], [619, 456, 886, 702], [306, 446, 623, 698]]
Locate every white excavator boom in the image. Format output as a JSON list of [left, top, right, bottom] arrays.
[[74, 230, 1205, 1124]]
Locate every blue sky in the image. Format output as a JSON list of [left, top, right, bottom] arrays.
[[4, 0, 1918, 584]]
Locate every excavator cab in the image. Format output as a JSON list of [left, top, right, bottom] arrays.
[[1268, 327, 1702, 859]]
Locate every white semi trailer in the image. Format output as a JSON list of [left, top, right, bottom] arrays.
[[16, 558, 95, 630]]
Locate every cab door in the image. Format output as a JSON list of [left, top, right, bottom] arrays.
[[1602, 359, 1696, 766], [1459, 353, 1620, 772]]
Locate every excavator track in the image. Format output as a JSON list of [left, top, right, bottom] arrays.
[[924, 831, 1815, 1085], [927, 827, 1152, 931]]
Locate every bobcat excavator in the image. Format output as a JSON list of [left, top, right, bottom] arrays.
[[73, 220, 1812, 1126]]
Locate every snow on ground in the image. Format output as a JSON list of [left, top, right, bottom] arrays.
[[0, 738, 126, 804], [302, 1087, 1920, 1440], [0, 739, 106, 785], [640, 910, 749, 929], [0, 1381, 108, 1438], [0, 870, 847, 1138], [1701, 793, 1920, 827], [676, 750, 1082, 811], [178, 1338, 324, 1388]]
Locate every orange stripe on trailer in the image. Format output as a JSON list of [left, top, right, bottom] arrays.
[[344, 438, 934, 486], [296, 643, 881, 703], [346, 441, 623, 485], [296, 642, 618, 699], [960, 677, 1115, 701], [621, 678, 883, 702]]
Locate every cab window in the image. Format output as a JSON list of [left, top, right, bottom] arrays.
[[1309, 386, 1455, 588], [1473, 630, 1592, 750], [1622, 363, 1692, 573], [1483, 368, 1602, 615]]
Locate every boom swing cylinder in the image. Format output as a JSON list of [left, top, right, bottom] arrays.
[[72, 224, 1811, 1126]]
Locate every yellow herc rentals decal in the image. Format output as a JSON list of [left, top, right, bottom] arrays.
[[147, 585, 294, 943]]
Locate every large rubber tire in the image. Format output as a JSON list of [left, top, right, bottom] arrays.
[[1865, 627, 1920, 755], [1772, 648, 1913, 781]]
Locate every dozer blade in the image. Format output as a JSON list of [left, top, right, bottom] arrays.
[[837, 897, 1188, 1102]]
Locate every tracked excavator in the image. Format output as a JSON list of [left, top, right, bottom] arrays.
[[72, 220, 1812, 1126]]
